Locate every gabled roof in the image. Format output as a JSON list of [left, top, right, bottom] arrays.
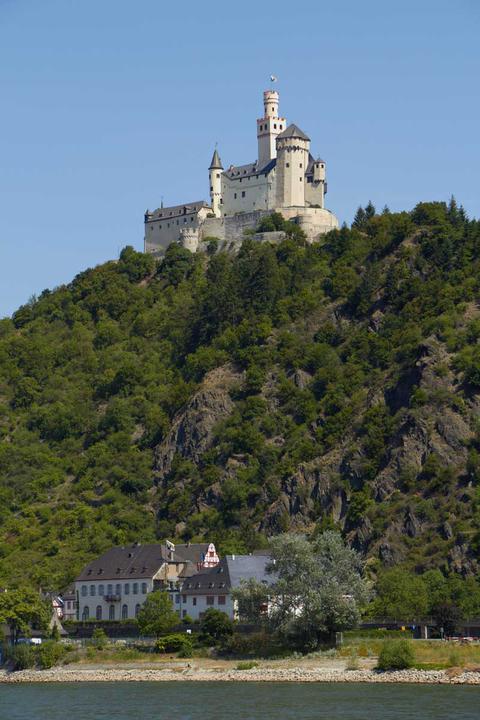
[[209, 149, 223, 170], [277, 123, 310, 142], [76, 543, 166, 582], [76, 542, 216, 583], [180, 554, 276, 595]]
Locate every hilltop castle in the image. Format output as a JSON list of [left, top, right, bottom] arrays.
[[144, 89, 339, 255]]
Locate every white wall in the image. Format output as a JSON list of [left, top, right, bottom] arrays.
[[177, 592, 234, 620], [75, 578, 154, 621]]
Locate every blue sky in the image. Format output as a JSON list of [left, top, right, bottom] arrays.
[[1, 0, 479, 317]]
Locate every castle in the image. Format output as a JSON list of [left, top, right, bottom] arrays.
[[144, 88, 339, 255]]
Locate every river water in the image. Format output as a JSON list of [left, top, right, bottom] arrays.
[[0, 681, 478, 719]]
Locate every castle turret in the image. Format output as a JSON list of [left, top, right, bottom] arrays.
[[275, 124, 310, 208], [257, 90, 287, 170], [209, 148, 223, 217]]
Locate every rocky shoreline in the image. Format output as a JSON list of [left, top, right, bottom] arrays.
[[1, 665, 480, 684]]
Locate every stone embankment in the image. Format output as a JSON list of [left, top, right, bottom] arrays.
[[2, 666, 480, 684]]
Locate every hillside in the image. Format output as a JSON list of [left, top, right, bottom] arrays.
[[1, 200, 480, 590]]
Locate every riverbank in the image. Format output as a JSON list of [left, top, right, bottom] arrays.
[[2, 662, 480, 684]]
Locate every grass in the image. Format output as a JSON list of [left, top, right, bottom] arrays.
[[341, 637, 480, 669], [235, 661, 259, 671]]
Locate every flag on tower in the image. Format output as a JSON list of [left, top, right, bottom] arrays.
[[270, 74, 278, 83]]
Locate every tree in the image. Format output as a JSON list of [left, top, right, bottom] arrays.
[[199, 608, 234, 645], [0, 588, 50, 644], [233, 532, 370, 651], [352, 206, 367, 230], [372, 568, 429, 621], [136, 591, 179, 638]]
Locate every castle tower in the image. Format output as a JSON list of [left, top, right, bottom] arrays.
[[275, 124, 310, 208], [209, 148, 223, 217], [257, 90, 287, 170]]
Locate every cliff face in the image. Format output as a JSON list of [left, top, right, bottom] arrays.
[[1, 202, 480, 588]]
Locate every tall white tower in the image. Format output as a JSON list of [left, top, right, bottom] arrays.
[[209, 148, 223, 217], [257, 90, 287, 170], [275, 124, 310, 208]]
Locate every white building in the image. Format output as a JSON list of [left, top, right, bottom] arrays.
[[144, 88, 339, 255], [74, 541, 218, 622], [177, 554, 275, 621]]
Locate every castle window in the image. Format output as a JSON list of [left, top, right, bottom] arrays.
[[286, 163, 289, 168], [274, 123, 277, 129], [234, 193, 237, 199], [190, 217, 193, 221], [220, 198, 223, 204], [299, 177, 303, 182], [210, 186, 213, 191], [242, 191, 246, 198], [216, 173, 220, 178], [184, 218, 187, 223], [299, 163, 303, 168]]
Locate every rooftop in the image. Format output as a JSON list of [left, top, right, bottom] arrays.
[[277, 123, 310, 142]]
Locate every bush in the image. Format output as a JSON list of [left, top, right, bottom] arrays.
[[7, 644, 36, 670], [377, 639, 414, 671], [199, 609, 234, 646], [91, 628, 108, 650], [155, 633, 193, 656], [37, 640, 67, 669], [236, 660, 259, 670]]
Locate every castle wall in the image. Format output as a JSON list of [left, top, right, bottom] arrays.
[[221, 171, 274, 216], [144, 206, 210, 255]]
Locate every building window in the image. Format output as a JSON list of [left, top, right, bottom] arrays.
[[109, 605, 115, 620], [107, 584, 113, 595], [193, 598, 197, 606], [135, 604, 141, 618], [216, 173, 220, 178], [182, 610, 187, 618], [299, 163, 303, 168], [286, 163, 289, 168], [82, 606, 89, 621], [241, 191, 245, 198], [206, 596, 214, 606], [175, 595, 180, 604], [299, 177, 303, 182], [274, 123, 277, 129], [190, 216, 193, 221], [115, 584, 121, 596], [124, 583, 130, 595], [96, 605, 102, 620], [133, 583, 138, 595], [234, 193, 237, 199], [122, 604, 128, 620], [182, 594, 187, 603], [141, 583, 147, 594], [81, 585, 87, 597], [99, 585, 104, 596], [218, 595, 226, 605]]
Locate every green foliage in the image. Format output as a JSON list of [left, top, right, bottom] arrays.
[[37, 640, 67, 669], [235, 660, 259, 670], [199, 608, 234, 646], [376, 639, 414, 671], [0, 204, 480, 589], [234, 532, 369, 651], [91, 627, 108, 650], [0, 588, 50, 643], [5, 643, 36, 670], [154, 633, 193, 655], [136, 591, 179, 638], [372, 568, 429, 620]]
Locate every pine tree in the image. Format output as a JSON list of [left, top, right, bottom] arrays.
[[352, 206, 367, 229], [364, 201, 376, 220]]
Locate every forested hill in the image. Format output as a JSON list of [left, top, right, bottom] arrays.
[[2, 200, 480, 591]]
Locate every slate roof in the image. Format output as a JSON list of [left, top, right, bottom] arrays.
[[148, 201, 210, 221], [209, 149, 223, 170], [76, 542, 213, 582], [180, 555, 276, 595], [277, 123, 310, 142]]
